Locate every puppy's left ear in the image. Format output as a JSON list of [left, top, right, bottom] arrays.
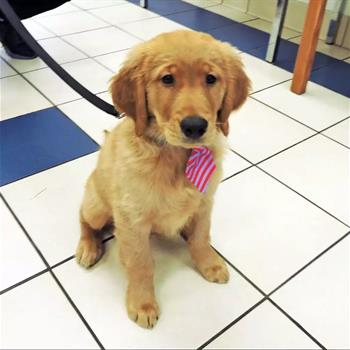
[[218, 49, 251, 136]]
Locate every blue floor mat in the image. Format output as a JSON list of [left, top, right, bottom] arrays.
[[167, 8, 234, 31], [0, 108, 99, 186], [310, 60, 350, 98]]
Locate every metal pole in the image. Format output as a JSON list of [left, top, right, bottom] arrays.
[[265, 0, 289, 63], [326, 0, 346, 44], [140, 0, 148, 8]]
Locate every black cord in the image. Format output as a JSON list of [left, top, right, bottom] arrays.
[[0, 0, 121, 118]]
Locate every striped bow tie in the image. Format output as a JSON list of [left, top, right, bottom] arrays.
[[185, 146, 216, 193]]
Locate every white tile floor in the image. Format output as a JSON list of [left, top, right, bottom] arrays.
[[1, 1, 349, 349]]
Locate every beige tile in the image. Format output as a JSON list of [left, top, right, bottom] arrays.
[[0, 200, 46, 291], [322, 119, 349, 148], [247, 0, 334, 41], [245, 18, 300, 39], [206, 301, 320, 349], [222, 0, 249, 13], [1, 75, 51, 120], [35, 11, 107, 36], [272, 237, 350, 349], [254, 80, 350, 131], [0, 59, 16, 78], [290, 37, 350, 60], [89, 3, 158, 25], [247, 0, 276, 21], [182, 0, 221, 8], [118, 17, 188, 41], [1, 153, 99, 266], [1, 273, 98, 349], [260, 135, 350, 225], [227, 97, 313, 163], [205, 4, 256, 22]]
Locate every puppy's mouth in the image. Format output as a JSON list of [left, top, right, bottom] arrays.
[[163, 134, 210, 149], [181, 136, 207, 147]]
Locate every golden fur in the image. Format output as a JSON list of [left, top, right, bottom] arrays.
[[76, 30, 250, 329]]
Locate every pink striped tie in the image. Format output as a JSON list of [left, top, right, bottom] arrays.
[[185, 146, 216, 193]]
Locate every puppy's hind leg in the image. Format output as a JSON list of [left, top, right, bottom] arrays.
[[76, 177, 110, 268]]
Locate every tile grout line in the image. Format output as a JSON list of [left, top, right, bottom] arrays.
[[225, 142, 350, 229], [221, 164, 255, 183], [250, 95, 350, 150], [249, 95, 320, 133], [0, 56, 17, 78], [33, 1, 153, 43], [199, 245, 328, 349], [197, 297, 268, 349], [214, 247, 266, 296], [27, 19, 123, 73], [205, 232, 350, 349], [317, 115, 350, 149], [76, 4, 151, 42], [0, 235, 116, 295], [249, 78, 293, 96], [0, 268, 49, 295], [269, 299, 327, 349], [55, 89, 108, 107], [227, 113, 349, 176], [320, 132, 350, 150], [0, 194, 105, 349], [28, 10, 150, 84], [267, 230, 350, 297], [256, 165, 350, 228], [50, 255, 75, 270], [50, 235, 115, 270], [253, 114, 350, 166], [0, 57, 56, 106], [7, 13, 132, 82], [0, 150, 99, 187]]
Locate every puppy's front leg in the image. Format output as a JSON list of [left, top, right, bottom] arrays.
[[185, 200, 229, 284], [118, 222, 159, 329]]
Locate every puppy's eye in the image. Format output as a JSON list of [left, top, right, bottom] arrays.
[[206, 74, 217, 85], [161, 74, 175, 85]]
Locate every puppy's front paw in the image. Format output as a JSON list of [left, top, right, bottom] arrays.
[[76, 238, 103, 268], [194, 249, 230, 283], [128, 299, 159, 329], [202, 261, 229, 283]]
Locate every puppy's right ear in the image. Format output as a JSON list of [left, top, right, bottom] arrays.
[[109, 58, 147, 137]]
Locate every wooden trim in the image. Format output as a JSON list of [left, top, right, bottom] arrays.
[[291, 0, 327, 94]]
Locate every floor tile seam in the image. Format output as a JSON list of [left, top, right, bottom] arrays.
[[0, 192, 105, 349]]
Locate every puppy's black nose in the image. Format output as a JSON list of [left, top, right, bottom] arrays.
[[180, 116, 208, 139]]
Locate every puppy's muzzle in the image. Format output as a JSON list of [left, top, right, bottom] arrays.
[[180, 116, 208, 140]]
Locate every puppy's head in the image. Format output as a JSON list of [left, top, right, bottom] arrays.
[[110, 30, 250, 147]]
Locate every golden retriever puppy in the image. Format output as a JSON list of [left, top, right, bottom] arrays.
[[76, 30, 250, 329]]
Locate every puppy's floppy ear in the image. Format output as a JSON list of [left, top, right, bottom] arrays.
[[218, 47, 251, 136], [109, 55, 147, 137]]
